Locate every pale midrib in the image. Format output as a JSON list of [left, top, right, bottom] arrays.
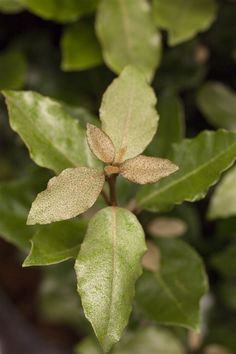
[[140, 141, 236, 205], [118, 0, 133, 62], [11, 99, 83, 169]]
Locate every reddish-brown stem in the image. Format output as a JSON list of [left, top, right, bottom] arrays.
[[108, 174, 118, 206], [101, 189, 110, 206]]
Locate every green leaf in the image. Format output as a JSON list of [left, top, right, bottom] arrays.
[[0, 0, 23, 13], [3, 91, 100, 174], [0, 49, 27, 90], [19, 0, 99, 22], [100, 66, 159, 163], [146, 93, 185, 158], [27, 167, 105, 225], [136, 239, 208, 330], [0, 170, 49, 251], [208, 167, 236, 220], [75, 207, 146, 353], [75, 337, 102, 354], [211, 243, 236, 278], [153, 0, 218, 46], [23, 219, 87, 266], [96, 0, 162, 80], [137, 130, 236, 212], [61, 21, 103, 71], [197, 82, 236, 130]]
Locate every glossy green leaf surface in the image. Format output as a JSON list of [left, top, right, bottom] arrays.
[[100, 66, 159, 163], [0, 50, 27, 90], [20, 0, 99, 22], [197, 82, 236, 130], [146, 93, 185, 158], [75, 207, 146, 353], [23, 219, 87, 266], [211, 243, 236, 278], [96, 0, 161, 80], [3, 91, 100, 174], [138, 130, 236, 212], [208, 167, 236, 219], [136, 239, 208, 330], [153, 0, 218, 45], [61, 21, 103, 71]]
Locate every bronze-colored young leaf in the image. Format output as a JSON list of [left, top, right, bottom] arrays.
[[86, 123, 115, 164], [147, 217, 187, 238], [27, 167, 105, 225], [120, 155, 179, 185]]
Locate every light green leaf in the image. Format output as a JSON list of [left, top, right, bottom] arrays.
[[208, 166, 236, 220], [96, 0, 162, 80], [19, 0, 99, 22], [197, 82, 236, 130], [137, 130, 236, 212], [100, 66, 159, 163], [146, 93, 185, 158], [75, 207, 146, 353], [153, 0, 218, 46], [27, 167, 105, 225], [136, 239, 208, 330], [0, 49, 27, 90], [3, 91, 100, 173], [211, 243, 236, 278], [0, 0, 23, 13], [61, 21, 103, 71], [23, 219, 87, 266]]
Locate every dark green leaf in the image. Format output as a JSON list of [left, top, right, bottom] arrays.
[[0, 49, 27, 90], [211, 243, 236, 278]]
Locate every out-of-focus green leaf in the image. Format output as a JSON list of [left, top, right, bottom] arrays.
[[136, 239, 208, 330], [197, 82, 236, 130], [19, 0, 99, 22], [96, 0, 162, 80], [0, 49, 27, 90], [137, 130, 236, 212], [75, 207, 146, 353], [208, 167, 236, 220], [0, 0, 23, 13], [146, 93, 185, 158], [0, 170, 49, 251], [100, 66, 159, 163], [211, 243, 236, 278], [3, 91, 101, 174], [153, 0, 218, 46], [61, 21, 103, 71], [75, 337, 102, 354], [23, 219, 87, 266], [219, 281, 236, 310]]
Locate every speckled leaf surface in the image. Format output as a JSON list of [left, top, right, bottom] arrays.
[[3, 91, 100, 173], [75, 207, 146, 353], [136, 239, 208, 330], [27, 167, 105, 225], [96, 0, 161, 80], [153, 0, 218, 45], [137, 130, 236, 211], [100, 66, 159, 163], [23, 219, 87, 266]]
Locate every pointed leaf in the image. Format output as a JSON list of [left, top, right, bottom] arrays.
[[75, 207, 146, 353], [138, 130, 236, 211], [87, 124, 115, 164], [3, 91, 100, 173], [136, 239, 208, 330], [100, 66, 159, 163], [96, 0, 162, 80], [27, 167, 105, 225], [153, 0, 218, 45], [120, 155, 178, 185], [23, 219, 87, 266]]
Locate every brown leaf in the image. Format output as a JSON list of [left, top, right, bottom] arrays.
[[148, 217, 187, 238], [27, 167, 105, 225], [142, 240, 161, 272], [86, 123, 115, 164], [120, 155, 179, 184]]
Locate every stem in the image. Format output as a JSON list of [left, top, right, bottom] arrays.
[[108, 174, 118, 206]]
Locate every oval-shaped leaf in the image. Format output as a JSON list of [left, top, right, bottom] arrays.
[[75, 207, 146, 353], [120, 155, 178, 184], [100, 66, 159, 163], [3, 91, 100, 173], [137, 130, 236, 211], [27, 167, 105, 225], [153, 0, 218, 46], [136, 239, 208, 330], [96, 0, 162, 80], [23, 219, 87, 266]]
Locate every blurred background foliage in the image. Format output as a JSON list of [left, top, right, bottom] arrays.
[[0, 0, 236, 353]]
